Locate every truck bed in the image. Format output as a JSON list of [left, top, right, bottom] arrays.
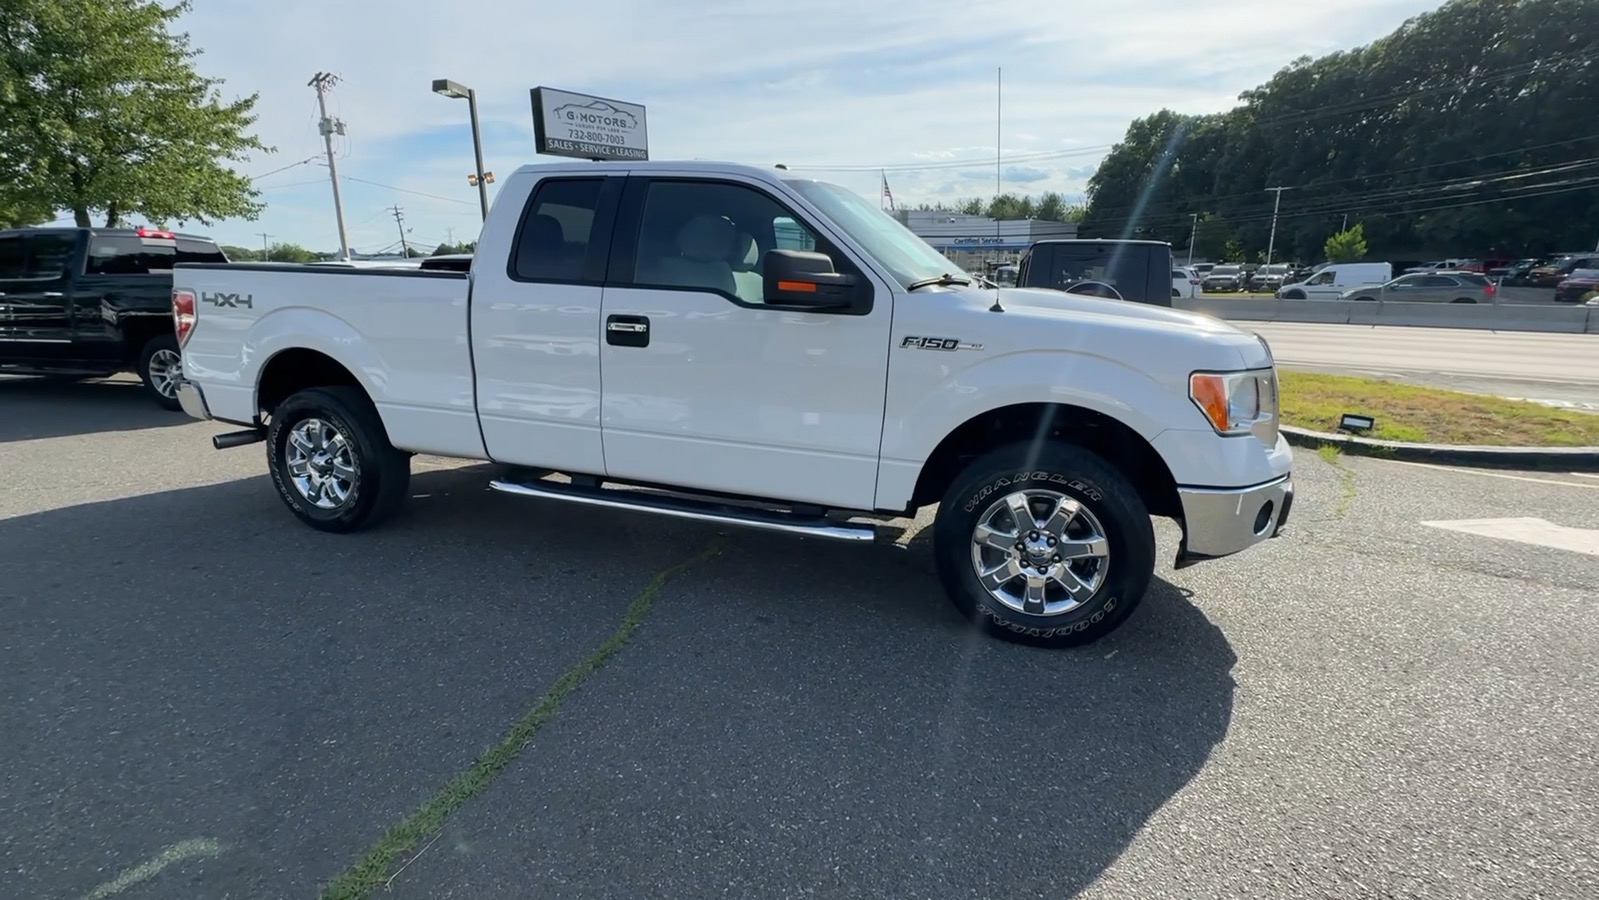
[[174, 262, 484, 458]]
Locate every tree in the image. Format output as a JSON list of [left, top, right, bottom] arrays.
[[1078, 0, 1599, 259], [0, 0, 271, 228], [1324, 223, 1369, 262], [266, 242, 316, 263]]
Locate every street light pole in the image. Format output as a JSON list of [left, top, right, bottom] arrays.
[[1263, 186, 1291, 268], [1186, 213, 1198, 267], [433, 78, 490, 222]]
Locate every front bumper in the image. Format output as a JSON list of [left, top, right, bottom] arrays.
[[176, 380, 212, 421], [1173, 475, 1293, 569]]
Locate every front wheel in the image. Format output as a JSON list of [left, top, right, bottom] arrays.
[[136, 334, 184, 410], [1450, 297, 1477, 304], [266, 386, 411, 533], [932, 442, 1156, 647]]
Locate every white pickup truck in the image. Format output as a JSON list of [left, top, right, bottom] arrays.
[[171, 160, 1292, 647]]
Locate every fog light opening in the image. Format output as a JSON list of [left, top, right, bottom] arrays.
[[1253, 500, 1275, 536]]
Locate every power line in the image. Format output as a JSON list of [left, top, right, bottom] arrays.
[[787, 49, 1599, 176], [342, 175, 477, 206]]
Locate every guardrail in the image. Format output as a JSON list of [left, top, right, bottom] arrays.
[[1173, 297, 1599, 335]]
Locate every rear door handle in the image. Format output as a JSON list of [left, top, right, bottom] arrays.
[[605, 314, 650, 348], [42, 291, 63, 297]]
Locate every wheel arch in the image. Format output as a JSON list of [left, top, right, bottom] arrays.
[[256, 347, 366, 420], [908, 402, 1181, 520]]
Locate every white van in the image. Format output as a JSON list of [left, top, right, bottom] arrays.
[[1276, 262, 1392, 300]]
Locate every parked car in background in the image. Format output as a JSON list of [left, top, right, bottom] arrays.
[[1190, 263, 1215, 278], [1489, 258, 1540, 284], [1247, 263, 1295, 293], [1404, 259, 1475, 274], [0, 225, 230, 408], [1171, 266, 1200, 298], [1527, 253, 1599, 288], [1276, 262, 1393, 300], [1201, 264, 1247, 292], [1554, 268, 1599, 303], [1338, 271, 1498, 303]]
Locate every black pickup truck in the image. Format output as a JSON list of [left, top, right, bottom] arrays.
[[0, 226, 230, 408], [1015, 238, 1175, 306]]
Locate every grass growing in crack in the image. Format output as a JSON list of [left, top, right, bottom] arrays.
[[1280, 370, 1599, 446], [319, 538, 725, 900], [1316, 443, 1358, 517]]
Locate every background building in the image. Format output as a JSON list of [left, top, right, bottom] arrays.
[[895, 210, 1078, 273]]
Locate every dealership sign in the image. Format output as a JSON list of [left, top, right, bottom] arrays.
[[531, 87, 649, 161]]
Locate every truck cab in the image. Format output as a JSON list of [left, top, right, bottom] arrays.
[[0, 226, 229, 407]]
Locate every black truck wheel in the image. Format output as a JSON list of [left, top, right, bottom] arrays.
[[931, 441, 1156, 648], [136, 334, 184, 410], [266, 386, 411, 533]]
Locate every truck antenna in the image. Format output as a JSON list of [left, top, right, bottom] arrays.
[[989, 288, 1005, 313]]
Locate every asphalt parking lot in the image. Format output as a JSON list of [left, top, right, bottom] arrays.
[[3, 375, 1597, 899]]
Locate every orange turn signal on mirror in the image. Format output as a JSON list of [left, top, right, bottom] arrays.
[[777, 280, 816, 292], [1189, 373, 1229, 432]]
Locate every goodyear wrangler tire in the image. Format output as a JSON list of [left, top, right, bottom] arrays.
[[266, 386, 411, 533], [932, 441, 1156, 647]]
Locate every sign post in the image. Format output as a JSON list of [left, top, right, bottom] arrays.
[[530, 87, 649, 161]]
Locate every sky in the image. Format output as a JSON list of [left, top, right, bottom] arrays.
[[155, 0, 1442, 254]]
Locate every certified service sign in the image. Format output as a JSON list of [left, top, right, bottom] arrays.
[[531, 87, 649, 161]]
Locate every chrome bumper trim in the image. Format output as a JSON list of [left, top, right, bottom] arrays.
[[1174, 475, 1292, 567], [176, 380, 211, 421]]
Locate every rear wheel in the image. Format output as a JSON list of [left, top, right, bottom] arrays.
[[266, 386, 411, 533], [136, 334, 184, 410], [1280, 289, 1306, 300], [932, 442, 1155, 648], [1450, 296, 1477, 304]]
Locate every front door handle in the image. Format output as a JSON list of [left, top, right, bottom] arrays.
[[605, 314, 650, 348], [42, 292, 64, 298]]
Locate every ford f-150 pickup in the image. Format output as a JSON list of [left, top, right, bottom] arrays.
[[171, 160, 1292, 647]]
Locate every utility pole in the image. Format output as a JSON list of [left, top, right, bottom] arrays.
[[1263, 186, 1292, 268], [258, 232, 272, 261], [1186, 214, 1198, 266], [309, 72, 352, 261], [389, 206, 409, 257]]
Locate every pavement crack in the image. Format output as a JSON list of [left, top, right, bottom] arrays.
[[318, 537, 725, 900]]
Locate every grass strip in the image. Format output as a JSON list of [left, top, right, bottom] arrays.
[[319, 538, 725, 900], [1279, 370, 1599, 446]]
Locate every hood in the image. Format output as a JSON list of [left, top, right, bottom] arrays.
[[979, 287, 1273, 370]]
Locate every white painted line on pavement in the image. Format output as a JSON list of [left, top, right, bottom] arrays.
[[1421, 517, 1599, 557], [1575, 473, 1599, 480], [80, 838, 225, 900], [1390, 460, 1599, 491]]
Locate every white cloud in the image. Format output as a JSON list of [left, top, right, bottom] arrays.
[[172, 0, 1440, 249]]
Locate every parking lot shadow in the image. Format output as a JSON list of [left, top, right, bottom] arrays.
[[395, 519, 1240, 899], [0, 375, 188, 443], [0, 466, 728, 899]]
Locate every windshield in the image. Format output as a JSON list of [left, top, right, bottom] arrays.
[[1212, 265, 1240, 275], [1262, 264, 1290, 274], [783, 178, 966, 288]]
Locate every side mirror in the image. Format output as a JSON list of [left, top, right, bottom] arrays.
[[762, 249, 856, 309]]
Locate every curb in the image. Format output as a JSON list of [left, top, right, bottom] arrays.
[[1281, 425, 1599, 473]]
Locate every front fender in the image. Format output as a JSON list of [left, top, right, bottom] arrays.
[[875, 350, 1201, 510]]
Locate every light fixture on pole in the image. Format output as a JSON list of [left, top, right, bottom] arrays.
[[432, 78, 490, 221]]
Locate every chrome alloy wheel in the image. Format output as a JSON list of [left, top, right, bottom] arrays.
[[285, 418, 357, 509], [146, 348, 183, 399], [969, 489, 1111, 616]]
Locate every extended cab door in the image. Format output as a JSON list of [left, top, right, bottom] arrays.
[[596, 174, 893, 510], [468, 173, 625, 471], [0, 231, 81, 356]]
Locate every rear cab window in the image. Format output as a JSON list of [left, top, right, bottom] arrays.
[[85, 231, 227, 276]]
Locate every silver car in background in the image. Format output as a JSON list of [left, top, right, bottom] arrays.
[[1338, 271, 1498, 303]]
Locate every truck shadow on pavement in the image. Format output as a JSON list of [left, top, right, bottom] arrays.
[[0, 375, 187, 443], [0, 465, 1235, 899]]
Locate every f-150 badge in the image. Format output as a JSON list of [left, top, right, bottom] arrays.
[[901, 335, 983, 351]]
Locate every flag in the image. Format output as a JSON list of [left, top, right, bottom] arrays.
[[880, 170, 895, 211]]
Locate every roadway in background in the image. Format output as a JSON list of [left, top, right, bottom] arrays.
[[1245, 321, 1599, 405]]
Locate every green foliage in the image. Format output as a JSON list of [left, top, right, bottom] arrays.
[[0, 0, 271, 228], [1324, 223, 1369, 262], [429, 241, 476, 255], [914, 192, 1084, 222], [266, 242, 317, 263], [1079, 0, 1599, 259]]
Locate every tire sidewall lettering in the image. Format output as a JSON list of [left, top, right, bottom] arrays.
[[963, 470, 1102, 513]]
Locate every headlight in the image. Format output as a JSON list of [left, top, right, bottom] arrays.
[[1189, 371, 1263, 435]]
